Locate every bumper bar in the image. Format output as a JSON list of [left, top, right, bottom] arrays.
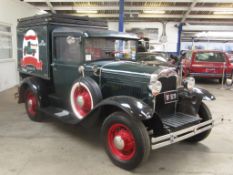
[[151, 119, 214, 150]]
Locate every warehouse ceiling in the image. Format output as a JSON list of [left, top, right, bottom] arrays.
[[22, 0, 233, 24]]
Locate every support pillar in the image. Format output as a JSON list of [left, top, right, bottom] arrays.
[[177, 23, 183, 55], [118, 0, 124, 32]]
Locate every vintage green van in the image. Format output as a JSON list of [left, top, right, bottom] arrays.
[[17, 14, 215, 170]]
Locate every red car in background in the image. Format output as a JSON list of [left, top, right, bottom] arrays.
[[182, 50, 233, 83]]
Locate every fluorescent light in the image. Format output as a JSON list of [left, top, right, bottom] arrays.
[[76, 10, 98, 14], [213, 11, 233, 15], [143, 10, 165, 14], [37, 10, 48, 15], [196, 31, 233, 38]]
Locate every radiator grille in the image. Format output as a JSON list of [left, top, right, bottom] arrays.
[[156, 76, 177, 116]]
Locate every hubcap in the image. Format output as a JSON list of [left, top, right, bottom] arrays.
[[107, 123, 136, 161], [113, 135, 125, 150], [77, 96, 84, 107], [28, 99, 33, 108]]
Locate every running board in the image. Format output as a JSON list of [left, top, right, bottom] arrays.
[[151, 119, 214, 150], [39, 106, 80, 124]]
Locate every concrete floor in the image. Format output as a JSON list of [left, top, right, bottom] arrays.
[[0, 80, 233, 175]]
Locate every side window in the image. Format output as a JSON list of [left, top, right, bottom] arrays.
[[54, 35, 82, 63]]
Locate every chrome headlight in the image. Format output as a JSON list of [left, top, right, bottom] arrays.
[[185, 77, 195, 90], [149, 74, 162, 96]]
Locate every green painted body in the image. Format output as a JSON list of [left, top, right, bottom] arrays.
[[84, 61, 163, 104], [52, 60, 166, 108], [17, 15, 215, 142], [17, 14, 176, 113]]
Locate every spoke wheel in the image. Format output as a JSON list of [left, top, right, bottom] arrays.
[[101, 112, 150, 170], [108, 123, 136, 161], [26, 90, 37, 117], [24, 88, 44, 122], [73, 84, 92, 117], [70, 77, 102, 120]]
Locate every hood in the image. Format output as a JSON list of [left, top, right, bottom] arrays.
[[85, 60, 165, 77]]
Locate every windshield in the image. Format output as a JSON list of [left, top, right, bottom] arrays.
[[195, 52, 225, 62], [137, 53, 167, 63], [84, 38, 137, 61]]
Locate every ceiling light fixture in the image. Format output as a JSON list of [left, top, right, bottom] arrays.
[[76, 10, 98, 14], [195, 31, 233, 38], [143, 10, 165, 14], [37, 10, 48, 15], [213, 11, 233, 15]]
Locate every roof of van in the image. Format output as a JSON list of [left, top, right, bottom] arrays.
[[17, 13, 107, 29], [53, 27, 139, 40]]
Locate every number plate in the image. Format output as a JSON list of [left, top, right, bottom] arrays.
[[164, 91, 178, 104], [206, 68, 216, 73]]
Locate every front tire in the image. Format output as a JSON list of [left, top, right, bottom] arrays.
[[186, 102, 212, 143], [101, 111, 150, 170]]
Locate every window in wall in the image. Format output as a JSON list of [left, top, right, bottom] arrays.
[[0, 23, 12, 60]]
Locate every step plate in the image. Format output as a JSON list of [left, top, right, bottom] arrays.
[[161, 113, 202, 131]]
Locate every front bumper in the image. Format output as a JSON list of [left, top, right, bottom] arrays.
[[151, 119, 213, 150]]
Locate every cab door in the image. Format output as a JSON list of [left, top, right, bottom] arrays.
[[52, 32, 84, 104]]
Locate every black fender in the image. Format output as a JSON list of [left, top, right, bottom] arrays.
[[80, 96, 154, 127], [193, 87, 216, 101], [177, 87, 215, 116], [95, 96, 153, 120], [18, 77, 48, 104]]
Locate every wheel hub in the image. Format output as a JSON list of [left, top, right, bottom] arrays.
[[113, 135, 125, 150], [28, 99, 33, 108], [77, 95, 84, 107]]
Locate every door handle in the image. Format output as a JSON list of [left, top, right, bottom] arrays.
[[51, 63, 56, 67]]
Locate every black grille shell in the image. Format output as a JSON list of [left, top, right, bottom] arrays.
[[159, 76, 177, 92], [156, 76, 177, 116]]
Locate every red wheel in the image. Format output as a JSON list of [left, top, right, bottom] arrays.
[[70, 82, 93, 119], [108, 123, 136, 161], [70, 77, 102, 120], [73, 84, 92, 117], [26, 90, 37, 117], [101, 112, 150, 170], [24, 88, 43, 122]]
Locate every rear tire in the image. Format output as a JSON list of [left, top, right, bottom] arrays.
[[24, 88, 44, 122], [101, 111, 150, 170], [185, 102, 212, 143]]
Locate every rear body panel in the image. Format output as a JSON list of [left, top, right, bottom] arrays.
[[17, 14, 108, 80]]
